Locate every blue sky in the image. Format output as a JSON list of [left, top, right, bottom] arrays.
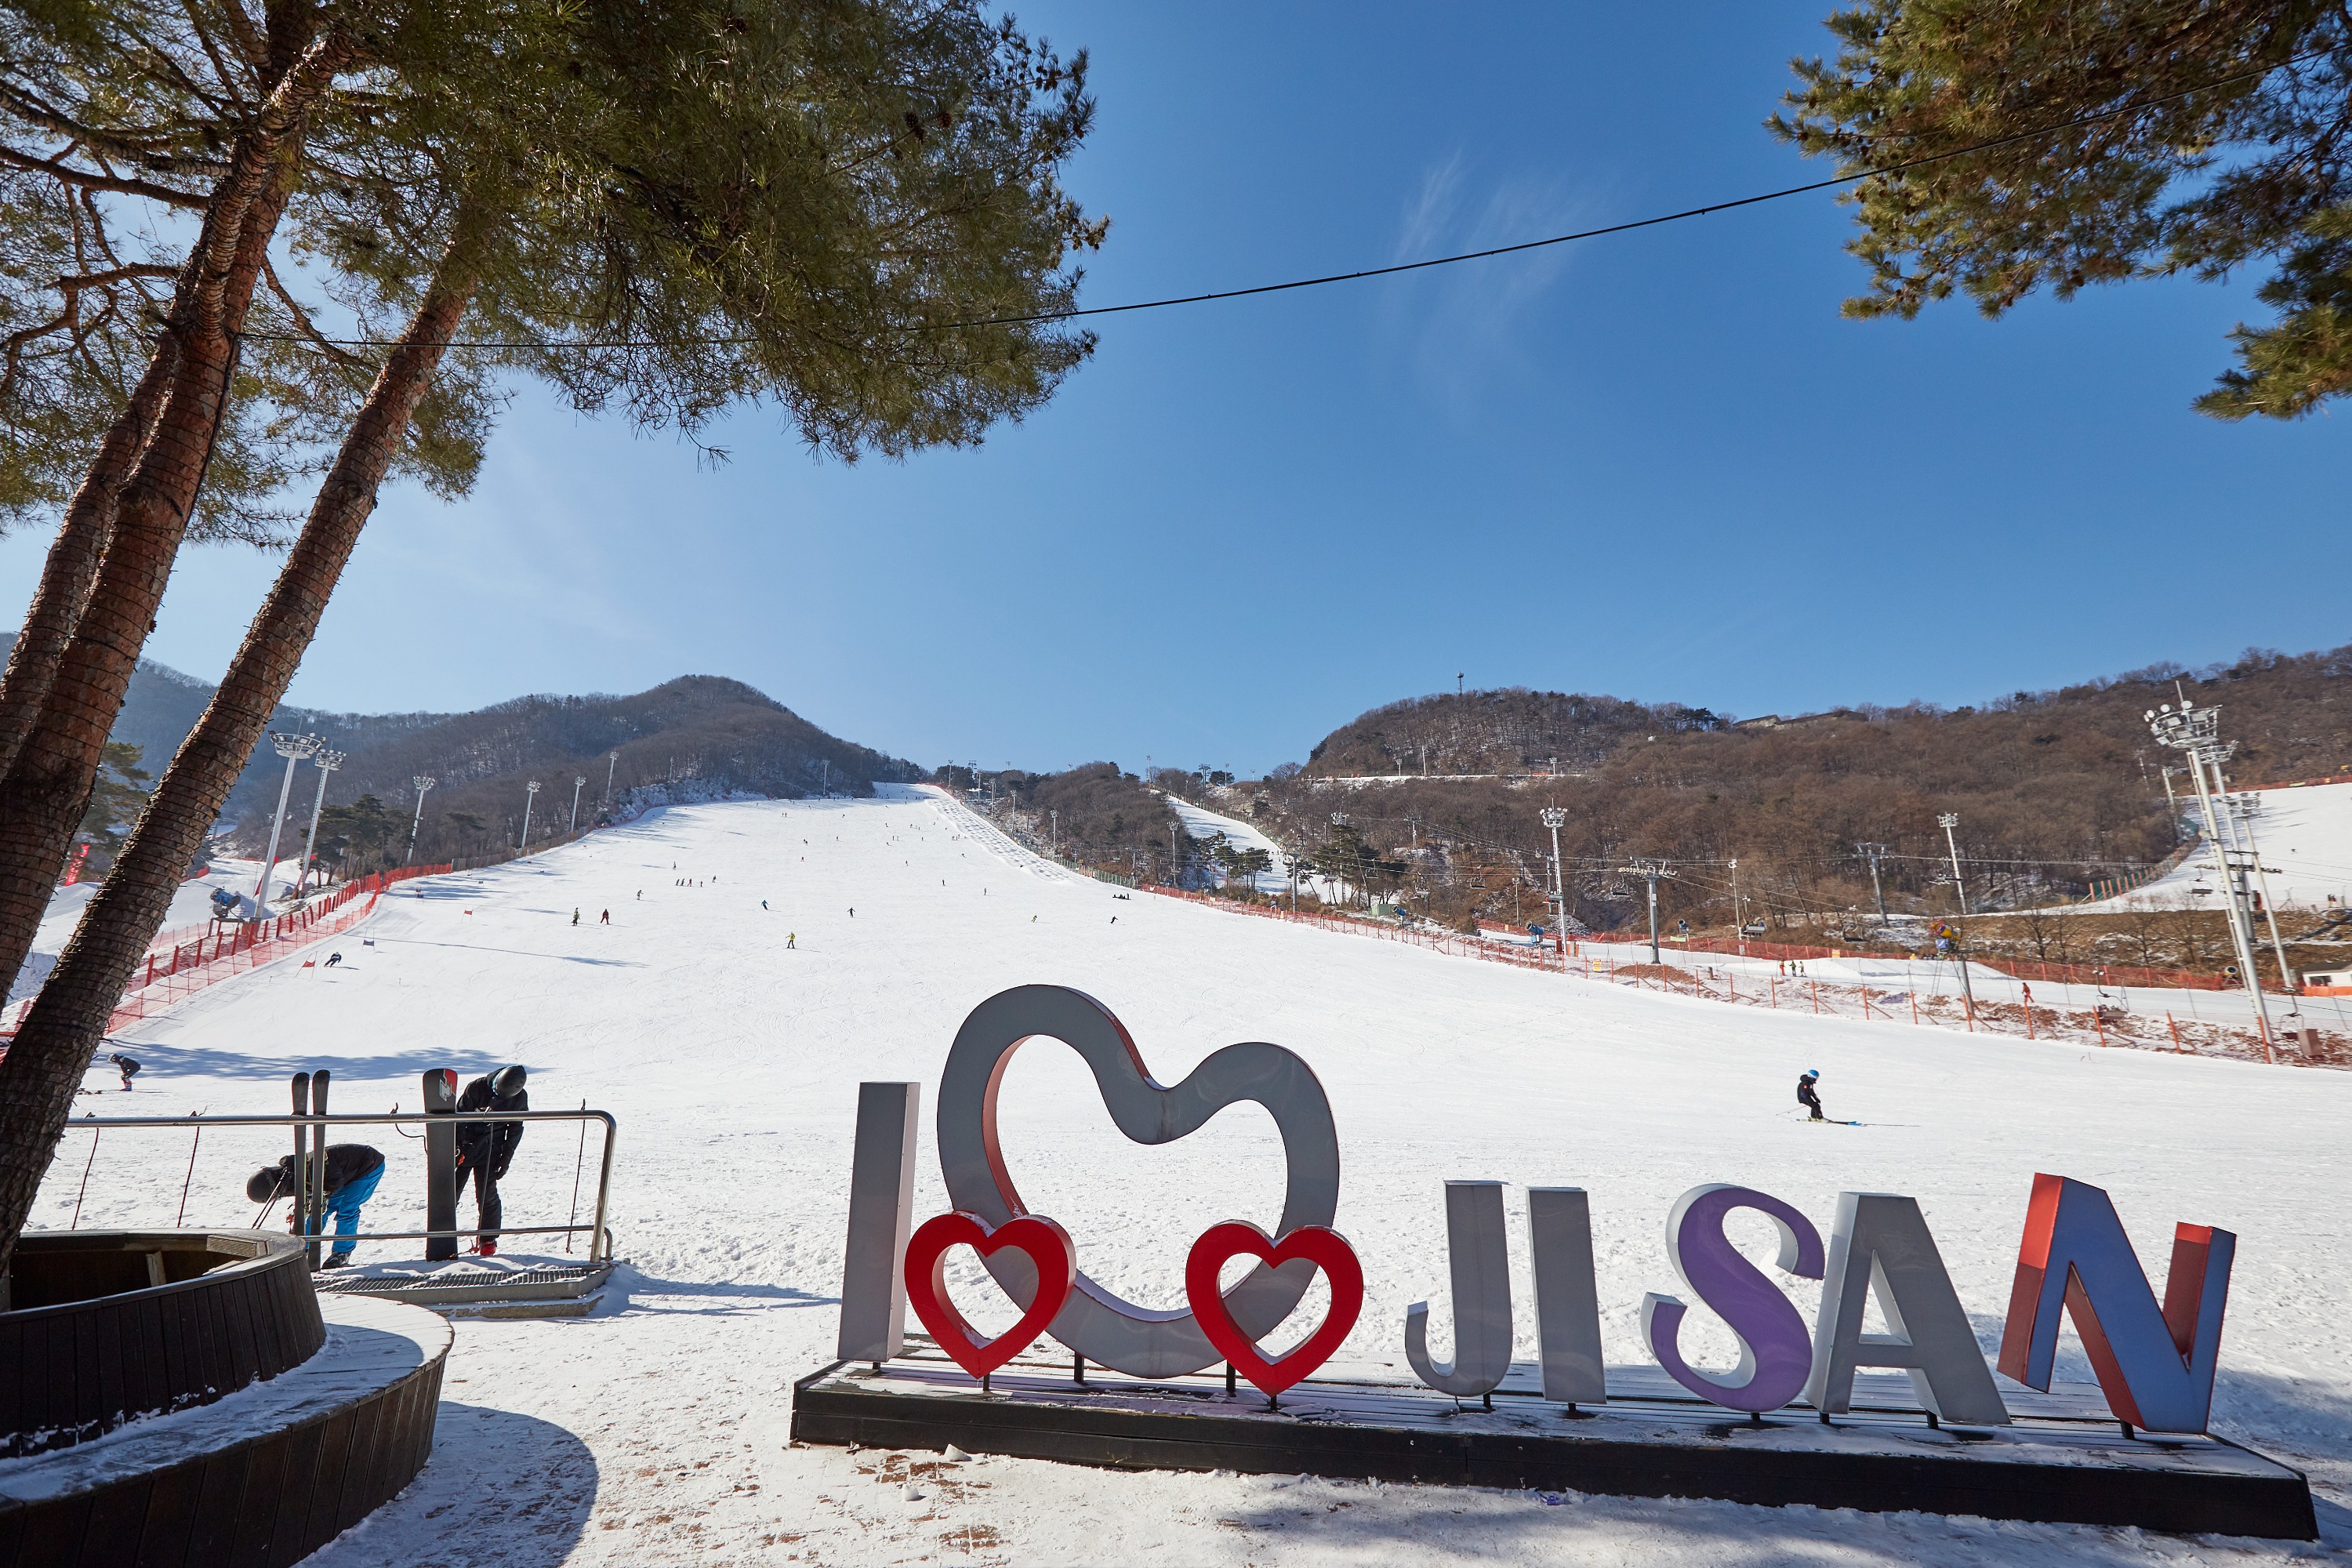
[[5, 4, 2343, 775]]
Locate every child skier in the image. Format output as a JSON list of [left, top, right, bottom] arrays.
[[109, 1053, 140, 1091], [1797, 1069, 1826, 1123]]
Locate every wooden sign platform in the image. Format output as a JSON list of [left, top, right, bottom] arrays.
[[790, 1347, 2315, 1540]]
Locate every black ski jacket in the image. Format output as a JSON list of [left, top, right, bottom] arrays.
[[268, 1144, 384, 1199], [456, 1076, 527, 1178]]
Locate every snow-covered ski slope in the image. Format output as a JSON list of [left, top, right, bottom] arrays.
[[2085, 778, 2352, 911], [38, 787, 2352, 1565]]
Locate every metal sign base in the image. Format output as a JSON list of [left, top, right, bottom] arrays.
[[788, 1353, 2315, 1541]]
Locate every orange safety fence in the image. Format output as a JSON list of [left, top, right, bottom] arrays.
[[5, 864, 452, 1037], [1138, 885, 2330, 1070]]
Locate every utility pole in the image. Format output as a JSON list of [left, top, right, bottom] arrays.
[[296, 750, 343, 898], [819, 758, 829, 797], [1936, 815, 1968, 915], [256, 732, 321, 906], [521, 780, 542, 854], [406, 776, 435, 865], [1540, 807, 1569, 958], [1618, 859, 1676, 964], [569, 775, 587, 834], [2148, 700, 2273, 1049], [1854, 842, 1889, 924], [1050, 808, 1058, 858]]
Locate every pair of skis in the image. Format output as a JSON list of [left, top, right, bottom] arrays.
[[290, 1069, 330, 1267]]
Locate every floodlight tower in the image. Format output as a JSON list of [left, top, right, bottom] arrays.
[[569, 775, 587, 834], [1855, 842, 1890, 924], [1936, 815, 1968, 914], [406, 776, 435, 864], [521, 780, 542, 853], [296, 749, 343, 897], [255, 731, 321, 906], [1618, 858, 1677, 964], [2147, 700, 2272, 1047], [1540, 807, 1569, 957], [605, 750, 619, 802]]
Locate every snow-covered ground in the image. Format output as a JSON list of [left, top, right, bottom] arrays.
[[30, 787, 2352, 1564], [2084, 778, 2352, 911], [1163, 792, 1312, 897]]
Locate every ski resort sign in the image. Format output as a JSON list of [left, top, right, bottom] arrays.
[[836, 984, 2237, 1433]]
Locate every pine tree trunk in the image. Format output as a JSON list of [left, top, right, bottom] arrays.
[[0, 245, 479, 1270], [0, 30, 351, 1028], [0, 338, 180, 779]]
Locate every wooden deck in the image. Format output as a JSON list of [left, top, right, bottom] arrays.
[[791, 1344, 2316, 1540]]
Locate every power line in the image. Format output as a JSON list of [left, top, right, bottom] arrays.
[[241, 46, 2331, 354]]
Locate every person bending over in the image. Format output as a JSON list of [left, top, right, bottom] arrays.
[[248, 1144, 385, 1269], [1797, 1069, 1826, 1123]]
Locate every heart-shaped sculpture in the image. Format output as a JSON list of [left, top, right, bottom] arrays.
[[1185, 1221, 1363, 1399], [938, 985, 1341, 1378], [902, 1210, 1076, 1381]]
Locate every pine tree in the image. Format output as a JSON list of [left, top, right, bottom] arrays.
[[1769, 1, 2352, 416]]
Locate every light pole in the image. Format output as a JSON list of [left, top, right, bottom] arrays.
[[1540, 807, 1569, 959], [406, 776, 435, 864], [296, 749, 343, 897], [605, 750, 618, 802], [569, 775, 587, 834], [2148, 700, 2273, 1049], [1855, 842, 1889, 924], [1620, 859, 1676, 964], [255, 731, 321, 906], [1936, 815, 1968, 914], [521, 780, 542, 854]]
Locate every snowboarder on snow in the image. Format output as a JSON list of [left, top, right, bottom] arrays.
[[600, 909, 610, 924], [572, 908, 580, 926], [1797, 1069, 1826, 1123], [248, 1143, 383, 1269], [109, 1052, 140, 1090], [787, 932, 796, 949], [454, 1065, 528, 1256]]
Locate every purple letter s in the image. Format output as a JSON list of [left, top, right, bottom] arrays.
[[1642, 1183, 1825, 1413]]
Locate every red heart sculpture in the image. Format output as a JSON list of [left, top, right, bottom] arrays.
[[903, 1210, 1076, 1381], [1185, 1221, 1363, 1399]]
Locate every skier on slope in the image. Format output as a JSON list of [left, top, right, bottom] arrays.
[[1797, 1069, 1826, 1123], [109, 1053, 140, 1091], [454, 1065, 528, 1256]]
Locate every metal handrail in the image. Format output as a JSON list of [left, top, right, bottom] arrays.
[[70, 1109, 618, 1263]]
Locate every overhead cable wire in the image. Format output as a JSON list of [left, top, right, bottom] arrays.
[[241, 45, 2334, 354]]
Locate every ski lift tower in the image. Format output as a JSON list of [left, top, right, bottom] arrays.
[[2147, 700, 2273, 1050], [2227, 791, 2300, 1040], [1618, 858, 1676, 964], [1540, 808, 1569, 958], [1854, 842, 1890, 925], [255, 731, 322, 906]]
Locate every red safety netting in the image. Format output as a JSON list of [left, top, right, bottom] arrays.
[[5, 864, 452, 1037]]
